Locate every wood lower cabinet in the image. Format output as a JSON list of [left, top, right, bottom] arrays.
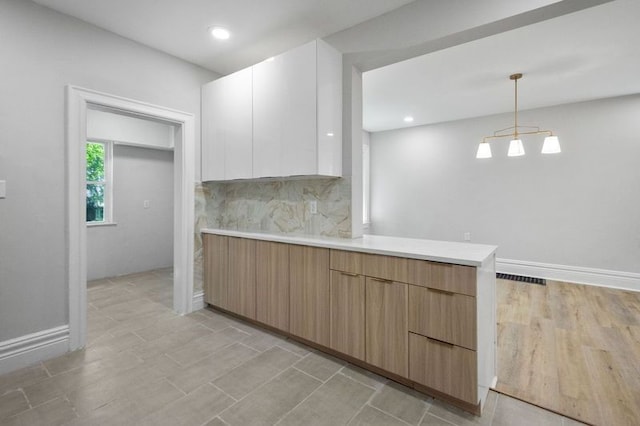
[[256, 241, 290, 331], [330, 270, 365, 360], [363, 253, 408, 283], [365, 277, 408, 377], [203, 234, 228, 309], [409, 332, 477, 404], [289, 245, 330, 346], [407, 259, 476, 296], [202, 233, 495, 415], [408, 285, 476, 350], [227, 237, 256, 319], [330, 250, 363, 275]]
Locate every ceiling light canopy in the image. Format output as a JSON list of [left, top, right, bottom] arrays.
[[210, 27, 230, 40], [476, 73, 561, 159]]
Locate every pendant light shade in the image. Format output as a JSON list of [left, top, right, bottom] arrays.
[[476, 73, 561, 158], [507, 139, 525, 157], [476, 142, 492, 159], [541, 135, 561, 154]]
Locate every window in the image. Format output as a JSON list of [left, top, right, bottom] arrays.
[[86, 141, 113, 224]]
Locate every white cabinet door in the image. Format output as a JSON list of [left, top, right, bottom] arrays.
[[202, 67, 253, 181], [201, 80, 225, 181], [316, 40, 342, 177], [253, 41, 317, 178]]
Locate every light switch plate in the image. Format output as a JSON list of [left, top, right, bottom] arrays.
[[0, 180, 6, 198]]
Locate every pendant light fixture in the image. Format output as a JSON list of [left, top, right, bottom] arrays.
[[476, 73, 561, 158]]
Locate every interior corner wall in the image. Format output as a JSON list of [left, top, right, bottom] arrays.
[[369, 94, 640, 275], [0, 0, 216, 342], [343, 63, 363, 238], [87, 146, 174, 281]]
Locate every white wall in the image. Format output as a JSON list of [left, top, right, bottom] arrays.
[[370, 95, 640, 276], [0, 0, 215, 342], [87, 109, 176, 149], [87, 145, 173, 280]]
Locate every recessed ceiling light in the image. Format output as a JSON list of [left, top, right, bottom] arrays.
[[403, 116, 414, 123], [265, 57, 275, 62], [326, 132, 334, 137], [210, 27, 230, 40]]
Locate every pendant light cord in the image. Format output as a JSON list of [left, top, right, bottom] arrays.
[[514, 76, 518, 139]]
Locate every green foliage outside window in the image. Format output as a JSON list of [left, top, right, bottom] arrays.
[[86, 142, 105, 222]]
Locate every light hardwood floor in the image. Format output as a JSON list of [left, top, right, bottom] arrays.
[[496, 278, 640, 426]]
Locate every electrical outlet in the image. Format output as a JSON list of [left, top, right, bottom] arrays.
[[308, 200, 317, 214], [143, 200, 150, 209], [464, 232, 471, 241]]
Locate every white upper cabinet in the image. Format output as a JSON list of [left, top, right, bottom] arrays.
[[201, 39, 342, 181], [201, 67, 253, 181]]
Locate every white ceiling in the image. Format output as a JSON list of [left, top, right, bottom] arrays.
[[31, 0, 639, 133], [32, 0, 414, 75], [363, 0, 640, 132]]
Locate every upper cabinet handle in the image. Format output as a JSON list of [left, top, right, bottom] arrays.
[[370, 277, 393, 284], [340, 271, 359, 277]]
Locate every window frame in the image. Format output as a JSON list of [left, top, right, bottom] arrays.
[[86, 140, 115, 226]]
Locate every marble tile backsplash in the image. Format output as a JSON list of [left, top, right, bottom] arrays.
[[193, 177, 352, 291]]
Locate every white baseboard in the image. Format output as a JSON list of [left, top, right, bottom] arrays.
[[0, 325, 70, 375], [496, 258, 640, 292], [192, 290, 205, 311]]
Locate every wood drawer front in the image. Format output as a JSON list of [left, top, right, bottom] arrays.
[[409, 332, 477, 405], [330, 250, 363, 275], [407, 259, 476, 296], [408, 286, 476, 350], [330, 271, 365, 360], [363, 254, 408, 283]]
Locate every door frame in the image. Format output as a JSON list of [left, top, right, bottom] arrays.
[[66, 85, 196, 350]]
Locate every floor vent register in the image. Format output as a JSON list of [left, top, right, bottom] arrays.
[[496, 273, 546, 285]]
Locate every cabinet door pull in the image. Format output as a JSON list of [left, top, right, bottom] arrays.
[[427, 337, 454, 347], [430, 288, 455, 296], [370, 277, 393, 284], [340, 271, 359, 277]]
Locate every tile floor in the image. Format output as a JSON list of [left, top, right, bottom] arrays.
[[0, 268, 585, 426]]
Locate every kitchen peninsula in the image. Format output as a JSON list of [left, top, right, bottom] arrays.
[[201, 228, 497, 415]]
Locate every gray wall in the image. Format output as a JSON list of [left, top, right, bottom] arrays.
[[87, 146, 174, 281], [0, 0, 215, 341], [370, 94, 640, 274]]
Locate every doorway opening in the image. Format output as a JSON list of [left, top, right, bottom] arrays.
[[66, 86, 196, 350]]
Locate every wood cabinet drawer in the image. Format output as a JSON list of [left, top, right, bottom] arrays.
[[408, 285, 476, 350], [407, 259, 476, 296], [409, 332, 477, 405], [363, 254, 408, 283], [330, 250, 363, 275]]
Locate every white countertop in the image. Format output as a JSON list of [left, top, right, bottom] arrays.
[[201, 228, 497, 267]]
